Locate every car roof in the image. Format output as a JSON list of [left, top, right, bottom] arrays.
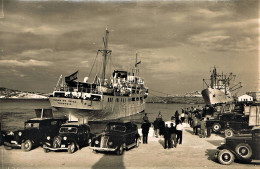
[[61, 122, 89, 127], [25, 118, 65, 123]]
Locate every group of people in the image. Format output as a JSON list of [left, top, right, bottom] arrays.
[[141, 111, 184, 149]]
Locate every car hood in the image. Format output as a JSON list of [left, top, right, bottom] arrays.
[[57, 133, 77, 138]]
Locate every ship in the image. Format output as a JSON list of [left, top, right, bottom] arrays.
[[201, 66, 242, 105], [49, 28, 149, 120]]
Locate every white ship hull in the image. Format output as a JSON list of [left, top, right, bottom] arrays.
[[49, 94, 146, 120], [201, 88, 233, 105]]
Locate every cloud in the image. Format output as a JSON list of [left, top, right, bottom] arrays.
[[0, 59, 52, 67]]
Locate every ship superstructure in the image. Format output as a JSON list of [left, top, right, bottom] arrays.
[[49, 28, 148, 120]]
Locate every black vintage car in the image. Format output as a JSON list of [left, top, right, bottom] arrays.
[[90, 121, 140, 155], [4, 118, 67, 151], [206, 113, 252, 137], [43, 122, 91, 153], [215, 126, 260, 165]]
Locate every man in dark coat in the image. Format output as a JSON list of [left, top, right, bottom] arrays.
[[164, 124, 171, 149], [153, 118, 159, 137], [169, 123, 177, 148], [141, 120, 151, 144]]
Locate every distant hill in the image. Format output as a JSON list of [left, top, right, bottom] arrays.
[[146, 96, 204, 104], [0, 87, 48, 99]]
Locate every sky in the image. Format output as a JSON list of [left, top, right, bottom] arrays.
[[0, 0, 259, 96]]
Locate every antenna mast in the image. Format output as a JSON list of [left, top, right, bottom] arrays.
[[98, 27, 112, 85]]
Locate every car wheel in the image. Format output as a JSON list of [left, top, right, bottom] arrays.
[[116, 145, 124, 155], [235, 143, 252, 160], [4, 145, 12, 150], [22, 140, 32, 152], [212, 123, 221, 132], [218, 149, 235, 165], [225, 129, 234, 138], [43, 145, 49, 153], [68, 142, 76, 154]]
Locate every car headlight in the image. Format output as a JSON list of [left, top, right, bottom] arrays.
[[63, 136, 67, 141], [47, 136, 51, 140], [18, 132, 22, 136], [108, 141, 113, 146], [95, 140, 99, 144]]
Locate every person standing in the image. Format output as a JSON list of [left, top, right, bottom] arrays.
[[141, 120, 151, 144], [163, 124, 171, 149], [174, 110, 179, 123], [158, 111, 162, 120], [169, 123, 177, 148], [181, 112, 185, 123], [143, 113, 148, 122], [176, 120, 183, 144], [153, 118, 159, 138], [200, 117, 206, 138]]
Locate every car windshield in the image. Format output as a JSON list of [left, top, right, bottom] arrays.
[[59, 127, 78, 134], [105, 124, 126, 132], [25, 122, 40, 129]]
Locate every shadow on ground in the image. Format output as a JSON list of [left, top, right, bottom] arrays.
[[206, 140, 222, 146], [158, 139, 164, 148], [205, 149, 218, 163], [92, 151, 125, 169]]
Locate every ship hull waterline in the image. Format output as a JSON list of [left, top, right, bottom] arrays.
[[201, 88, 233, 105], [49, 96, 146, 120]]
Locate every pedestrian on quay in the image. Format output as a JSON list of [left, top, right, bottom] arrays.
[[143, 113, 148, 122], [170, 123, 177, 148], [176, 120, 183, 144], [180, 111, 185, 123], [158, 111, 162, 120], [163, 124, 171, 149], [153, 118, 159, 137], [188, 111, 192, 126], [141, 120, 151, 144], [174, 110, 179, 123], [206, 117, 211, 137], [200, 117, 206, 138], [158, 119, 165, 137]]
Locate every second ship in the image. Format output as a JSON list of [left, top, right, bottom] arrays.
[[49, 28, 149, 120]]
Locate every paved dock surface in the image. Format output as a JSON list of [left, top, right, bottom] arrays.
[[1, 127, 259, 169]]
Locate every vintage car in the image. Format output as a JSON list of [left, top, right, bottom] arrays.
[[0, 122, 5, 146], [215, 127, 260, 165], [206, 113, 252, 137], [4, 118, 67, 151], [43, 122, 91, 153], [90, 121, 140, 155]]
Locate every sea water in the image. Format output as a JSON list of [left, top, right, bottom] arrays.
[[0, 99, 203, 131]]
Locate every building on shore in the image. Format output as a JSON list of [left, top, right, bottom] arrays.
[[238, 94, 253, 102], [246, 92, 260, 101]]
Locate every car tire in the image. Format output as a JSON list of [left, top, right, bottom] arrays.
[[225, 129, 234, 138], [4, 145, 12, 150], [235, 143, 252, 160], [22, 140, 32, 152], [212, 123, 221, 132], [218, 149, 235, 165], [116, 145, 124, 155], [68, 142, 76, 154]]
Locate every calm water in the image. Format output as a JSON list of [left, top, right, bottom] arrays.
[[0, 99, 203, 131]]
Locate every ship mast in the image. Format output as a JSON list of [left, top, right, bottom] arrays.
[[98, 27, 112, 85]]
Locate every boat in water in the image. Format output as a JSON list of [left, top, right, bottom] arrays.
[[49, 28, 149, 120], [201, 66, 242, 106]]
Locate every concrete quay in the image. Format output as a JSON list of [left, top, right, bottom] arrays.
[[1, 127, 259, 169]]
